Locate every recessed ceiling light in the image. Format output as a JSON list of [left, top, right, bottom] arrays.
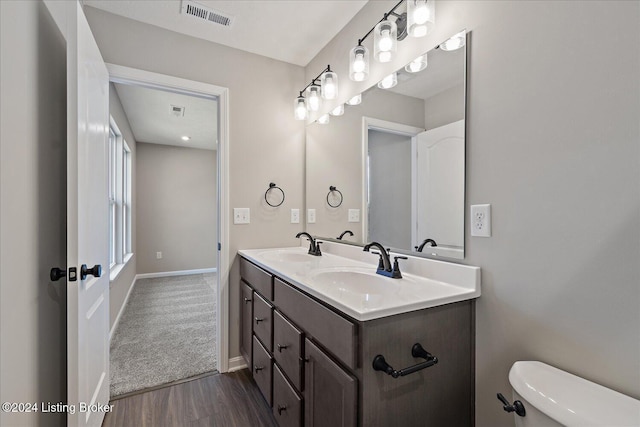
[[181, 136, 191, 141]]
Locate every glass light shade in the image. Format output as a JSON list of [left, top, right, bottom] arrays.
[[307, 85, 321, 111], [330, 104, 344, 116], [321, 70, 338, 100], [349, 45, 369, 82], [294, 96, 308, 120], [374, 20, 397, 63], [318, 114, 330, 124], [377, 72, 398, 89], [408, 0, 435, 38], [439, 30, 466, 51], [405, 53, 428, 73], [346, 94, 362, 106]]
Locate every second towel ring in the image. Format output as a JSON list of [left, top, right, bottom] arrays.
[[327, 186, 343, 208], [265, 182, 285, 207]]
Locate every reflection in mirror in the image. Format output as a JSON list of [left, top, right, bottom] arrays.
[[306, 30, 467, 259]]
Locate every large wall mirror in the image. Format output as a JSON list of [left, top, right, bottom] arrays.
[[306, 30, 467, 260]]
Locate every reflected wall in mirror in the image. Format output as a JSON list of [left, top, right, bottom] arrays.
[[306, 30, 467, 259]]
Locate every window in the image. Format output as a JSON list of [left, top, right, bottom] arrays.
[[109, 118, 132, 279]]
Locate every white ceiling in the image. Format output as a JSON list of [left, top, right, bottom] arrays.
[[83, 0, 368, 67], [114, 83, 218, 150]]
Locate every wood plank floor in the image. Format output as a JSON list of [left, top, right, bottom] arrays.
[[102, 370, 278, 427]]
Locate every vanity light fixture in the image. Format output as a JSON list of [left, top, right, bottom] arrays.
[[349, 45, 369, 82], [318, 114, 330, 125], [307, 84, 321, 112], [294, 95, 308, 121], [405, 53, 428, 73], [181, 136, 191, 141], [330, 104, 345, 116], [346, 94, 362, 106], [294, 65, 336, 120], [407, 0, 435, 38], [378, 72, 398, 89], [439, 30, 466, 51], [374, 19, 397, 63]]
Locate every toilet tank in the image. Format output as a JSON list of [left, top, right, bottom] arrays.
[[509, 361, 640, 427]]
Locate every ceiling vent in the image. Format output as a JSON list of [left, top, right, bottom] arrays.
[[170, 105, 185, 117], [181, 1, 234, 28]]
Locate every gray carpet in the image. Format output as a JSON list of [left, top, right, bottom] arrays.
[[110, 273, 217, 397]]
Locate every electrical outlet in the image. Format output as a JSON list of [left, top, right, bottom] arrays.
[[348, 209, 360, 223], [233, 208, 250, 224], [291, 209, 300, 224], [307, 209, 316, 224], [156, 251, 162, 259], [471, 204, 491, 237]]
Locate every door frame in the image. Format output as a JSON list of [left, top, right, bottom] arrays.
[[107, 64, 231, 372]]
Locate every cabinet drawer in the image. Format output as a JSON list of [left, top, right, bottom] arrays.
[[273, 364, 302, 427], [240, 282, 253, 366], [254, 293, 273, 352], [240, 257, 273, 300], [274, 278, 357, 369], [273, 310, 303, 391], [252, 335, 273, 406]]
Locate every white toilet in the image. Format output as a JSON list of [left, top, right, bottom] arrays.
[[508, 361, 640, 426]]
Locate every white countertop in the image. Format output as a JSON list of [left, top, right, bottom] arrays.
[[238, 243, 480, 321]]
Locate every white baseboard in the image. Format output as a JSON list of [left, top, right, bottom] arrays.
[[136, 267, 217, 280], [109, 276, 137, 342], [227, 356, 247, 373]]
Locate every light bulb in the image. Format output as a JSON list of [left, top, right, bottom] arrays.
[[181, 136, 191, 141], [308, 86, 321, 111], [412, 25, 427, 38], [405, 54, 427, 73], [349, 45, 369, 82], [330, 104, 344, 116], [353, 72, 365, 81], [324, 79, 336, 99], [408, 0, 434, 38], [318, 114, 330, 124], [353, 54, 365, 72], [378, 30, 392, 52], [377, 73, 397, 89], [346, 94, 362, 106], [378, 51, 392, 63], [321, 70, 338, 100], [413, 4, 429, 24], [439, 31, 466, 51], [294, 96, 308, 121]]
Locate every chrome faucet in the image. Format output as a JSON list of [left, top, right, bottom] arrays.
[[295, 232, 322, 256], [337, 230, 354, 240], [415, 238, 437, 252], [363, 242, 407, 279]]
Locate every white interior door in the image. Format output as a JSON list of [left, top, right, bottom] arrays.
[[66, 2, 110, 426], [416, 120, 465, 251]]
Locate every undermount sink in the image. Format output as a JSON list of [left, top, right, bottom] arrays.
[[258, 249, 315, 264]]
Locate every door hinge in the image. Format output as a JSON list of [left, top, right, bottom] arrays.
[[218, 242, 221, 251]]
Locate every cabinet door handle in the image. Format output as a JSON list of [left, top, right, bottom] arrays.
[[255, 317, 265, 324], [277, 405, 287, 415], [277, 344, 288, 352], [244, 297, 252, 304], [254, 365, 264, 372]]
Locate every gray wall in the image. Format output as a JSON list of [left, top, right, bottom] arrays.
[[83, 6, 306, 360], [307, 1, 640, 426], [136, 143, 217, 274], [0, 1, 67, 426], [108, 83, 137, 330], [368, 130, 412, 248], [424, 83, 465, 130]]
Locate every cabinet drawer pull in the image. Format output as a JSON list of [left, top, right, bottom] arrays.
[[277, 405, 287, 415], [254, 365, 264, 372], [244, 297, 252, 304], [255, 317, 265, 324], [276, 344, 288, 352]]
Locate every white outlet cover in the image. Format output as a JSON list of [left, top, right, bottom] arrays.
[[307, 209, 316, 224], [471, 204, 491, 237], [348, 209, 360, 223], [291, 208, 300, 224]]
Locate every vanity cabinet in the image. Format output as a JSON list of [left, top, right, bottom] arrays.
[[239, 256, 474, 427]]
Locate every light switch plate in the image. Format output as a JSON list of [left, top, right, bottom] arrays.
[[291, 209, 300, 224], [233, 208, 250, 224], [348, 209, 360, 223], [307, 209, 316, 224], [471, 204, 491, 237]]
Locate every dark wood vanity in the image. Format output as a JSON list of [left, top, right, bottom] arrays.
[[240, 256, 474, 427]]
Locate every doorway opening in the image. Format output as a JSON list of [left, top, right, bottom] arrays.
[[105, 64, 230, 397]]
